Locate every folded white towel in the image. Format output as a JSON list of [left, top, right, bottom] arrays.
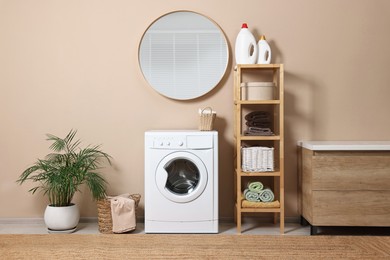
[[110, 194, 136, 233]]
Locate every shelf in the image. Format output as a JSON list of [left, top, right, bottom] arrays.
[[234, 135, 281, 141], [233, 64, 284, 234], [235, 64, 282, 70], [241, 208, 280, 213], [239, 135, 280, 141], [235, 203, 281, 213], [236, 169, 281, 177], [240, 207, 281, 213], [235, 100, 281, 105]]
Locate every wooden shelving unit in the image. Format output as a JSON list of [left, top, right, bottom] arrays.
[[233, 64, 284, 234]]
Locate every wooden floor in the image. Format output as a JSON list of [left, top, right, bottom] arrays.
[[1, 221, 390, 259], [1, 233, 390, 259]]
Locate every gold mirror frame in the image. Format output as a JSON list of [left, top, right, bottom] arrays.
[[138, 11, 229, 100]]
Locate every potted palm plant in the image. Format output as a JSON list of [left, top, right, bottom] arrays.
[[17, 130, 112, 233]]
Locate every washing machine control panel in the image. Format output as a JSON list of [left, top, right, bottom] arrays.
[[152, 136, 186, 149]]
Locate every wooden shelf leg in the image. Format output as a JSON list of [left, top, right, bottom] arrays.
[[234, 205, 237, 223], [236, 208, 241, 233]]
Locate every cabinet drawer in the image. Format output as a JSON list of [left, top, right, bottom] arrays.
[[312, 190, 390, 226], [312, 152, 390, 190]]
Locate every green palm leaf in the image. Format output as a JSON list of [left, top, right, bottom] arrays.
[[16, 130, 112, 207]]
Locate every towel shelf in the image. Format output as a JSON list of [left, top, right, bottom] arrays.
[[240, 172, 281, 177], [240, 207, 281, 213], [240, 135, 281, 141], [233, 64, 284, 234]]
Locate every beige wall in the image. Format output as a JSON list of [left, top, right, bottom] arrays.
[[1, 0, 390, 220]]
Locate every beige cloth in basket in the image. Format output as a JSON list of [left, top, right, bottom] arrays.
[[110, 194, 136, 233]]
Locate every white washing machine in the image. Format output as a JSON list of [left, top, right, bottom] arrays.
[[144, 130, 218, 233]]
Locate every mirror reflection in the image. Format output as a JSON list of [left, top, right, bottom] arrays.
[[139, 11, 229, 100]]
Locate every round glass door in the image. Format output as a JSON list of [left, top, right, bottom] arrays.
[[165, 159, 199, 195], [155, 152, 208, 203]]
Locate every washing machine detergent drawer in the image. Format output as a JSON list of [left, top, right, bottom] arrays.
[[146, 133, 214, 150]]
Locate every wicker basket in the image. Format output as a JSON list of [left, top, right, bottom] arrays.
[[96, 193, 141, 234], [241, 146, 274, 172], [199, 107, 216, 131]]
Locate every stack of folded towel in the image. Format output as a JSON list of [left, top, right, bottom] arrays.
[[244, 111, 274, 136], [243, 181, 275, 203], [245, 111, 271, 128]]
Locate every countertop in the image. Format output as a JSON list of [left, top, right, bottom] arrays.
[[298, 141, 390, 151]]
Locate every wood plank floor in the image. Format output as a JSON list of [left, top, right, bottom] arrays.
[[1, 233, 389, 259]]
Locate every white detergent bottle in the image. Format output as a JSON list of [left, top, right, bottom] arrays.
[[257, 35, 271, 64], [235, 23, 258, 64]]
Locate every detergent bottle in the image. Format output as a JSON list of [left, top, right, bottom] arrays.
[[235, 23, 258, 64], [257, 35, 271, 64]]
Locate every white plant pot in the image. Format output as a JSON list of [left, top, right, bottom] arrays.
[[44, 203, 80, 233]]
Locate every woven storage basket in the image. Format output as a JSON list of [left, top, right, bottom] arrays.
[[199, 107, 216, 131], [241, 146, 274, 172], [96, 193, 141, 234]]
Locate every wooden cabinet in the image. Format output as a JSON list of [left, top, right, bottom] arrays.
[[299, 141, 390, 235], [233, 64, 284, 234]]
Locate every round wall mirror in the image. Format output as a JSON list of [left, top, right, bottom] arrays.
[[138, 11, 229, 100]]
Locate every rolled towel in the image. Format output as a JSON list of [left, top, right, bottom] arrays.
[[243, 189, 260, 202], [247, 181, 264, 193], [259, 188, 275, 202]]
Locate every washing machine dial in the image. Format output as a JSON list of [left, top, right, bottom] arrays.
[[178, 141, 184, 146], [166, 141, 171, 146]]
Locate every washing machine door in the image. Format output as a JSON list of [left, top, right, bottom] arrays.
[[155, 151, 208, 203]]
